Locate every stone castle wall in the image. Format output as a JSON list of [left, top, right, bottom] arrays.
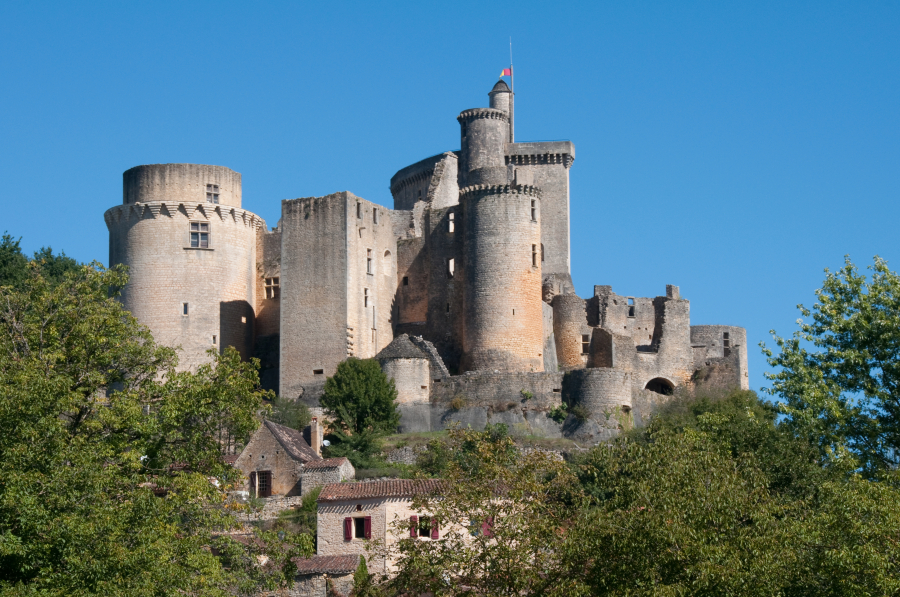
[[461, 185, 543, 373], [123, 163, 242, 208], [106, 197, 260, 372]]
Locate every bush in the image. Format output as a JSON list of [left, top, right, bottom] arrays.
[[571, 405, 590, 422], [520, 389, 534, 401], [449, 395, 467, 411], [547, 403, 568, 423]]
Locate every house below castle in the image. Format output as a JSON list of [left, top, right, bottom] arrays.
[[104, 77, 748, 440]]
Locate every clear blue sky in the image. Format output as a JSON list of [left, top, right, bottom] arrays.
[[1, 1, 897, 393]]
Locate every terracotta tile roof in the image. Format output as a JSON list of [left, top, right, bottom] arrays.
[[318, 479, 444, 502], [264, 420, 321, 464], [292, 554, 360, 575], [302, 457, 350, 470], [223, 454, 238, 465]]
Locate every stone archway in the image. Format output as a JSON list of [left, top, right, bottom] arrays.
[[645, 377, 675, 396]]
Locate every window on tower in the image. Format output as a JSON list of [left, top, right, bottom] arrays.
[[206, 184, 219, 204], [190, 222, 209, 248], [265, 277, 280, 299]]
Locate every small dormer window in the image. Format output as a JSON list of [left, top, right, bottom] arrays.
[[206, 184, 219, 204]]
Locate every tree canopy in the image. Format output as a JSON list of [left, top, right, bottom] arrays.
[[0, 262, 312, 595], [0, 232, 80, 288], [763, 255, 900, 476], [320, 357, 400, 467]]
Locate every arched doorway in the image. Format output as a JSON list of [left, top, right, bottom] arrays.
[[645, 378, 674, 395]]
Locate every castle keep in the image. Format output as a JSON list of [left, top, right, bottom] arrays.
[[105, 78, 748, 440]]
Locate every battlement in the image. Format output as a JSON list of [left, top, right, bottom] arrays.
[[457, 108, 509, 123], [460, 184, 542, 199], [103, 201, 265, 231]]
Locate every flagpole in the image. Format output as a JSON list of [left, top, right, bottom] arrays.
[[509, 37, 514, 143]]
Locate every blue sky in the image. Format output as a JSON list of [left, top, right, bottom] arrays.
[[1, 1, 897, 393]]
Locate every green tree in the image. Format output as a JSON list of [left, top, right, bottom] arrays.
[[268, 394, 312, 431], [0, 262, 312, 595], [0, 232, 80, 288], [321, 358, 400, 466], [382, 426, 591, 597], [763, 255, 900, 476]]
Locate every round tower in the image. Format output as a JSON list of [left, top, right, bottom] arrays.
[[552, 293, 589, 370], [457, 108, 509, 186], [488, 79, 511, 113], [567, 368, 633, 421], [105, 164, 263, 371], [461, 184, 543, 372]]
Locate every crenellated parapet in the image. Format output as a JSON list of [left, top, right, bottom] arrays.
[[456, 108, 509, 123], [506, 153, 574, 168], [460, 184, 542, 200], [104, 202, 266, 231]]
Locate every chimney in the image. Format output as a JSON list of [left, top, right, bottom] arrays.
[[309, 417, 322, 457]]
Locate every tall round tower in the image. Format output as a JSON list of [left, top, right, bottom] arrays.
[[461, 184, 543, 372], [105, 164, 263, 371], [457, 108, 509, 186]]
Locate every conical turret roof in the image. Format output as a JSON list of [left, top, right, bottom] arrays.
[[490, 79, 511, 94], [376, 334, 429, 360]]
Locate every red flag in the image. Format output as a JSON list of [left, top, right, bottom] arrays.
[[500, 68, 511, 77]]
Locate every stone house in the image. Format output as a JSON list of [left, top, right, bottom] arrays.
[[316, 479, 444, 574], [261, 555, 358, 597], [235, 418, 354, 497]]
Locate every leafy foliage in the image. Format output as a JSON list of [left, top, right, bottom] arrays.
[[267, 394, 312, 431], [0, 231, 80, 288], [321, 358, 400, 467], [763, 255, 900, 475], [383, 426, 590, 597], [0, 262, 312, 595]]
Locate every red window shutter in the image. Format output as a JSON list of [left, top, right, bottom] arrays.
[[431, 517, 439, 540], [344, 517, 352, 541], [482, 516, 493, 538], [409, 515, 418, 538], [364, 516, 372, 539]]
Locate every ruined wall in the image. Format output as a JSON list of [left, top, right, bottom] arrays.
[[395, 236, 428, 326], [279, 194, 349, 398], [106, 176, 260, 372], [425, 153, 460, 209], [552, 293, 590, 371], [390, 153, 445, 210], [123, 163, 242, 208], [691, 325, 749, 390], [505, 142, 574, 277], [346, 196, 396, 361], [461, 185, 543, 372]]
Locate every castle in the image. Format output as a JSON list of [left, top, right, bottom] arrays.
[[104, 78, 748, 441]]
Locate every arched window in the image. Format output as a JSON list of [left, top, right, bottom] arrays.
[[383, 250, 392, 271]]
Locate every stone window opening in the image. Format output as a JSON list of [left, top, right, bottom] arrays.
[[531, 199, 537, 222], [367, 249, 373, 275], [581, 334, 590, 354], [357, 203, 362, 219], [313, 369, 324, 375], [541, 244, 544, 262], [448, 212, 455, 233], [212, 335, 217, 345], [627, 298, 635, 317], [447, 258, 455, 279], [532, 245, 538, 267], [645, 378, 674, 396], [241, 316, 247, 323], [446, 303, 450, 313], [418, 189, 422, 200], [265, 277, 280, 299], [723, 332, 730, 348], [373, 208, 379, 224], [190, 222, 209, 248], [512, 309, 516, 315], [371, 328, 376, 343], [182, 302, 189, 316], [206, 184, 219, 204], [383, 250, 392, 271], [364, 288, 370, 307], [403, 276, 409, 286], [421, 385, 427, 390]]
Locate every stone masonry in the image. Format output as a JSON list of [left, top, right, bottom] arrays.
[[105, 76, 750, 440]]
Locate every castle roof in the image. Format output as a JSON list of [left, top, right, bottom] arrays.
[[376, 334, 429, 360], [490, 79, 511, 93], [263, 420, 321, 463]]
